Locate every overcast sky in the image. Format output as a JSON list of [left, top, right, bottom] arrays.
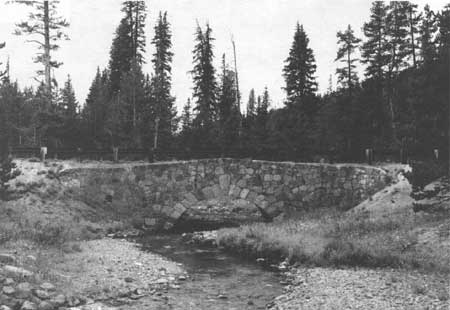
[[0, 0, 447, 112]]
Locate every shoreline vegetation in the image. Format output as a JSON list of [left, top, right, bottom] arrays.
[[216, 209, 450, 273]]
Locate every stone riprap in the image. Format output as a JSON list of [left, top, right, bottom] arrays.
[[60, 159, 389, 231]]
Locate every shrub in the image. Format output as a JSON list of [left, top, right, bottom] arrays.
[[0, 157, 21, 199], [29, 221, 71, 246], [404, 160, 446, 191]]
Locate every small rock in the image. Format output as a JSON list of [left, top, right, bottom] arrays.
[[218, 294, 228, 299], [178, 275, 187, 281], [156, 278, 168, 284], [20, 301, 37, 310], [34, 289, 51, 300], [16, 282, 32, 299], [66, 295, 81, 307], [124, 277, 134, 283], [0, 305, 12, 310], [49, 294, 66, 306], [4, 278, 15, 285], [39, 283, 55, 292], [2, 286, 15, 295], [37, 301, 53, 310]]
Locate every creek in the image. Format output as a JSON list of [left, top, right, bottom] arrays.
[[138, 234, 284, 310]]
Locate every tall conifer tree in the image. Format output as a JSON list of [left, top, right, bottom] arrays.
[[283, 23, 317, 107], [191, 22, 217, 148], [335, 25, 361, 91], [151, 12, 175, 151]]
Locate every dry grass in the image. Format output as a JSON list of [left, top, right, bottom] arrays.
[[217, 209, 450, 273]]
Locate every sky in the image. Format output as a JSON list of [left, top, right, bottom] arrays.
[[0, 0, 448, 112]]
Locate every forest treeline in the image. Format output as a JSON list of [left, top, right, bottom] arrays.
[[0, 1, 449, 162]]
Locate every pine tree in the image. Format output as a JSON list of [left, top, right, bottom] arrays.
[[122, 1, 147, 65], [191, 22, 218, 148], [108, 1, 146, 96], [151, 11, 176, 151], [362, 2, 389, 80], [118, 62, 146, 147], [181, 98, 192, 133], [0, 42, 5, 79], [386, 1, 410, 75], [246, 89, 256, 118], [362, 2, 392, 145], [419, 4, 438, 66], [335, 24, 361, 91], [283, 23, 317, 107], [406, 3, 422, 67], [437, 4, 450, 60], [60, 75, 77, 120], [82, 68, 110, 147], [12, 0, 69, 97], [55, 75, 80, 147], [217, 54, 239, 154], [253, 89, 270, 155], [108, 17, 133, 95]]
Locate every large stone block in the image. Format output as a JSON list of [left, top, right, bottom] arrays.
[[240, 188, 250, 199], [144, 218, 157, 226], [227, 185, 239, 198], [170, 203, 187, 220], [219, 174, 231, 191], [215, 166, 225, 175], [211, 184, 222, 198], [201, 186, 215, 200]]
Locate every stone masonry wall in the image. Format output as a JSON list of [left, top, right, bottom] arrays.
[[60, 159, 389, 231]]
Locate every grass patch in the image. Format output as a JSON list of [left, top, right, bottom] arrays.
[[216, 210, 450, 272], [0, 219, 73, 247]]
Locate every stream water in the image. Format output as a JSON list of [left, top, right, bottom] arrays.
[[138, 234, 284, 310]]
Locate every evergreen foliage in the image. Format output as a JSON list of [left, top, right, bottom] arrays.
[[191, 22, 218, 149], [0, 1, 448, 165], [283, 23, 317, 107]]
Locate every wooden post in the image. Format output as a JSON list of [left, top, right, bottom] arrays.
[[365, 148, 373, 165], [40, 146, 47, 162], [153, 117, 160, 150], [112, 147, 119, 162], [434, 149, 439, 161]]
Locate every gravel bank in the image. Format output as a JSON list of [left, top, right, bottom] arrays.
[[269, 267, 449, 310]]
